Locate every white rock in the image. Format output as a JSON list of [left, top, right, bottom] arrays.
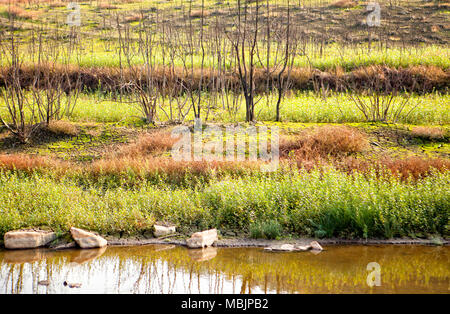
[[70, 227, 107, 249], [4, 230, 56, 249], [186, 229, 218, 249], [310, 241, 323, 251], [154, 225, 176, 237], [295, 245, 312, 251]]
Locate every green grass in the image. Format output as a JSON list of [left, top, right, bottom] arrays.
[[0, 168, 448, 239], [1, 90, 447, 126], [67, 91, 450, 125], [2, 42, 448, 70]]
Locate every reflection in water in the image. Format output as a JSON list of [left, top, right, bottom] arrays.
[[0, 245, 448, 294], [188, 247, 217, 262]]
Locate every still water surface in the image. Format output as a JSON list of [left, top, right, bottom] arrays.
[[0, 245, 448, 294]]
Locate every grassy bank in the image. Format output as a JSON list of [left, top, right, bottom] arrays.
[[1, 91, 448, 125], [0, 168, 448, 240]]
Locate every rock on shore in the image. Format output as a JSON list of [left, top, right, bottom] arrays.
[[4, 229, 57, 250], [186, 229, 218, 249], [154, 225, 176, 237], [70, 227, 107, 249], [264, 241, 323, 252]]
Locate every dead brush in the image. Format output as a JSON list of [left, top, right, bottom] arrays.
[[337, 156, 450, 181], [89, 157, 260, 184], [381, 157, 450, 180], [0, 154, 66, 173], [124, 14, 142, 23], [329, 0, 357, 8], [48, 1, 66, 8], [46, 120, 79, 137], [5, 5, 40, 20], [411, 126, 445, 141], [97, 2, 118, 10], [280, 125, 369, 160], [118, 131, 178, 157], [190, 9, 210, 18]]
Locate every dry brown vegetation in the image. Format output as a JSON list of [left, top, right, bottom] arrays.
[[1, 64, 447, 94], [47, 120, 79, 136], [0, 150, 447, 183], [280, 125, 369, 160], [411, 126, 445, 140], [189, 9, 210, 18], [118, 131, 178, 157], [4, 5, 40, 20], [329, 0, 357, 9], [97, 2, 118, 10], [338, 156, 450, 181]]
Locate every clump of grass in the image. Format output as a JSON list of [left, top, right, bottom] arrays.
[[329, 0, 357, 8], [48, 1, 66, 8], [47, 120, 79, 136], [97, 2, 118, 10], [124, 14, 143, 23], [190, 9, 210, 18], [338, 156, 450, 181], [280, 125, 368, 160], [411, 126, 445, 140], [250, 220, 283, 239], [5, 5, 40, 20], [118, 131, 177, 157], [0, 154, 72, 178]]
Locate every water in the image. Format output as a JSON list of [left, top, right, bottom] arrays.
[[0, 245, 448, 294]]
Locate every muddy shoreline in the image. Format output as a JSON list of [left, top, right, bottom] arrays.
[[1, 236, 447, 251], [66, 236, 449, 250]]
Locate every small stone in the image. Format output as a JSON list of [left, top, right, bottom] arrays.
[[4, 229, 57, 250], [267, 244, 297, 252], [295, 245, 312, 251], [186, 229, 218, 249], [64, 281, 81, 288], [154, 225, 176, 237], [310, 241, 323, 251], [38, 280, 50, 286], [70, 227, 107, 249]]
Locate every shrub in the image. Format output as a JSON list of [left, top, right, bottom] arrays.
[[250, 220, 283, 239], [280, 125, 368, 159]]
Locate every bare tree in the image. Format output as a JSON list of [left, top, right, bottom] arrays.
[[226, 0, 262, 122]]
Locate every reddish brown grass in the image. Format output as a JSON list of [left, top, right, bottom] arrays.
[[190, 9, 210, 18], [0, 154, 68, 173], [329, 0, 357, 8], [47, 120, 79, 136], [118, 131, 178, 157], [411, 126, 445, 140], [280, 125, 369, 160], [1, 64, 446, 94], [89, 157, 260, 183], [97, 2, 118, 10], [5, 5, 40, 20], [337, 156, 450, 181]]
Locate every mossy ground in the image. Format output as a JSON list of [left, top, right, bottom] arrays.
[[1, 121, 447, 162]]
